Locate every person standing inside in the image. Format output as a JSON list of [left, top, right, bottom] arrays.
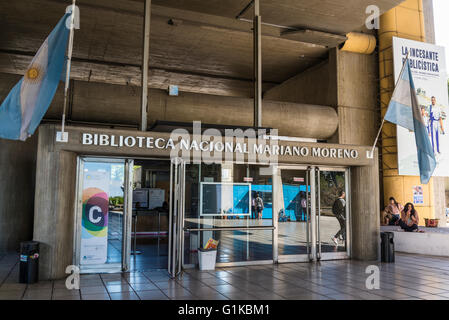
[[300, 191, 307, 222], [251, 194, 256, 220], [331, 190, 346, 246], [255, 193, 264, 220]]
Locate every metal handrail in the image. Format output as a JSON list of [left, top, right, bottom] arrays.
[[184, 226, 276, 232]]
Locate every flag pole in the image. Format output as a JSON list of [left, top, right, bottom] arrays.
[[59, 0, 76, 142], [367, 52, 409, 159]]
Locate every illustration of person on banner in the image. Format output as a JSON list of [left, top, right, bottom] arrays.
[[429, 96, 445, 154]]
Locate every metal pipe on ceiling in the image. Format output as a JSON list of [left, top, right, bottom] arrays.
[[340, 32, 376, 55]]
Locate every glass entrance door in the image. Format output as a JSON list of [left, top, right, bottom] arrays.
[[274, 166, 313, 263], [316, 168, 350, 260], [274, 166, 350, 263], [75, 157, 133, 273]]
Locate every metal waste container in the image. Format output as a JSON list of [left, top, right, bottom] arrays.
[[380, 232, 395, 263], [19, 241, 40, 284]]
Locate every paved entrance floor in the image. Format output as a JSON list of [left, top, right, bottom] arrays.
[[1, 252, 449, 300]]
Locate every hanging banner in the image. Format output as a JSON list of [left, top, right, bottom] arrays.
[[393, 37, 449, 177], [80, 164, 110, 265]]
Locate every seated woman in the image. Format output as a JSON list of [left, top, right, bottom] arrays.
[[398, 202, 420, 232], [384, 197, 403, 225]]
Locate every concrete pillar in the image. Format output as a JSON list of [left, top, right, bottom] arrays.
[[0, 136, 37, 252], [351, 150, 380, 261], [422, 0, 435, 44], [33, 126, 77, 279], [334, 48, 379, 146]]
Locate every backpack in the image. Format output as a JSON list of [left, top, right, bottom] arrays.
[[255, 197, 263, 208], [332, 198, 344, 218]]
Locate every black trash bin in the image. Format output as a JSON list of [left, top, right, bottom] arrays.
[[380, 232, 395, 263], [19, 241, 40, 284]]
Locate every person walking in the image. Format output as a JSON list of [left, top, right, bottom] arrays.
[[254, 193, 264, 220], [331, 190, 346, 246], [299, 191, 307, 222]]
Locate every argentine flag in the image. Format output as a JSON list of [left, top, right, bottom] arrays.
[[0, 13, 70, 141], [384, 58, 436, 184]]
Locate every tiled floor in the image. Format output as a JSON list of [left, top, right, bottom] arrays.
[[1, 252, 449, 300]]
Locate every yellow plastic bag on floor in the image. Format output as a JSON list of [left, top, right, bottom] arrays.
[[204, 238, 219, 250]]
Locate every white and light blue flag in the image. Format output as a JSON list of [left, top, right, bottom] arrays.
[[384, 58, 436, 184], [0, 13, 70, 141]]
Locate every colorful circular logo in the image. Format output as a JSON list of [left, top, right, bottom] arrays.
[[82, 187, 108, 237]]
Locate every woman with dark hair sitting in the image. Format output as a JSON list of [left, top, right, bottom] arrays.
[[384, 197, 403, 225], [398, 202, 420, 232]]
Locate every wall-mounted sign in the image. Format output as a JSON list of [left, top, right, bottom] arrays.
[[243, 177, 253, 182], [80, 133, 360, 160], [393, 37, 449, 177], [80, 164, 110, 265], [293, 177, 305, 182], [413, 185, 424, 204]]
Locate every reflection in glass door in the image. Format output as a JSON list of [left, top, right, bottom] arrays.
[[274, 166, 312, 263], [316, 168, 350, 260], [75, 157, 133, 273], [274, 166, 350, 263]]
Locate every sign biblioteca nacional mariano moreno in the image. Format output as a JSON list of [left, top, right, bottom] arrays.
[[80, 132, 360, 159]]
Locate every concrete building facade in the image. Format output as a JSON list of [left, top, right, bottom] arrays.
[[0, 0, 444, 280]]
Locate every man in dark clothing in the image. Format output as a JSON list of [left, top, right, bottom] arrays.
[[331, 190, 346, 246]]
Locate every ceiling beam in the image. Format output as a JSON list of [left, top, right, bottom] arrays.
[[0, 51, 277, 98]]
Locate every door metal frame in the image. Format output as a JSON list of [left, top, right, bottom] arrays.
[[315, 166, 351, 261], [73, 156, 133, 274], [273, 165, 350, 264], [273, 165, 313, 263], [168, 157, 185, 278]]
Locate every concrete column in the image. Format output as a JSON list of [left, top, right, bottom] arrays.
[[0, 137, 37, 252], [432, 177, 447, 227], [33, 126, 58, 279], [422, 0, 435, 44], [334, 48, 379, 146], [351, 150, 380, 261], [33, 126, 77, 279]]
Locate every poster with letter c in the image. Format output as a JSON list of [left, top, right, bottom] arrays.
[[393, 37, 449, 177], [80, 164, 110, 265]]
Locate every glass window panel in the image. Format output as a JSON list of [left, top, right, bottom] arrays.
[[319, 170, 347, 253], [79, 160, 125, 269]]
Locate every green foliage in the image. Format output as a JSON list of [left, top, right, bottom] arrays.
[[109, 196, 124, 206]]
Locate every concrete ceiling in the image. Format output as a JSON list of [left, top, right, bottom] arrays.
[[0, 0, 404, 98], [152, 0, 403, 34]]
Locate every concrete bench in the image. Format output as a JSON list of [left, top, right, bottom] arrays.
[[381, 226, 449, 257]]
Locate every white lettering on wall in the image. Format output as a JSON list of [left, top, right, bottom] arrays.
[[78, 132, 362, 160]]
